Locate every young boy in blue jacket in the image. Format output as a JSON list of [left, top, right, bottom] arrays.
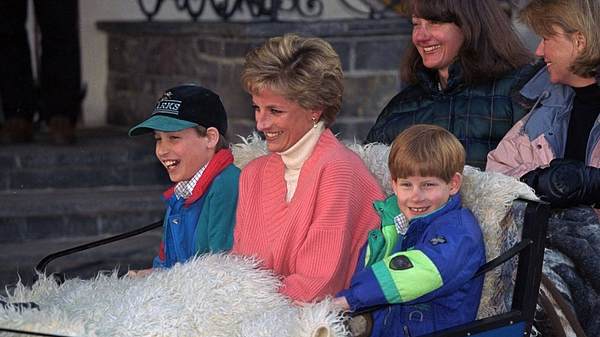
[[335, 124, 485, 337], [128, 84, 240, 273]]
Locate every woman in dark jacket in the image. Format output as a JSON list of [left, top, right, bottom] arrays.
[[366, 0, 534, 168]]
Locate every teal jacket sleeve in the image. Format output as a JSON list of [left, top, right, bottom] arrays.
[[195, 165, 240, 253]]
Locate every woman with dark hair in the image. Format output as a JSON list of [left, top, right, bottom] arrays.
[[366, 0, 534, 168]]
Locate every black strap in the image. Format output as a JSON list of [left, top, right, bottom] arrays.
[[36, 220, 163, 273], [0, 327, 77, 337], [473, 239, 532, 278]]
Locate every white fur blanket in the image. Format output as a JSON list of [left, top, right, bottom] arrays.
[[0, 135, 538, 336], [1, 255, 345, 337]]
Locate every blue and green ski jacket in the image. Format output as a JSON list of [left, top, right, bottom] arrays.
[[338, 194, 485, 337]]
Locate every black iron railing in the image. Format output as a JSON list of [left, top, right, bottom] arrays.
[[137, 0, 401, 21]]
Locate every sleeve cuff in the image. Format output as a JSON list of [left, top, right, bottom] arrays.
[[337, 288, 361, 312], [152, 256, 166, 269]]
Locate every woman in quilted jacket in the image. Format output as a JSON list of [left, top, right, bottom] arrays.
[[365, 0, 534, 169]]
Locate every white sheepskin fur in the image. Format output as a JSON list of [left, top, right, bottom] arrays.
[[460, 166, 538, 318], [1, 255, 347, 337], [1, 134, 539, 335], [232, 133, 268, 170]]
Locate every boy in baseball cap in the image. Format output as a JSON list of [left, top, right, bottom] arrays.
[[128, 84, 240, 275]]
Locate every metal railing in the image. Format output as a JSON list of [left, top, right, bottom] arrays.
[[137, 0, 401, 21]]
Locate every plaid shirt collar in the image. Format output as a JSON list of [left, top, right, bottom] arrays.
[[174, 163, 208, 199], [393, 212, 409, 235]]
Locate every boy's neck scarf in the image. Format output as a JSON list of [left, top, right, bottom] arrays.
[[163, 148, 234, 207]]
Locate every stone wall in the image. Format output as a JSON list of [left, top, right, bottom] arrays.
[[98, 18, 411, 141]]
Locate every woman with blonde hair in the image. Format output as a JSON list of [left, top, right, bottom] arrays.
[[487, 0, 600, 208], [232, 34, 385, 302], [487, 1, 600, 335]]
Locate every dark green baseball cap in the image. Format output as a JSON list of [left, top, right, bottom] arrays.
[[128, 84, 228, 136]]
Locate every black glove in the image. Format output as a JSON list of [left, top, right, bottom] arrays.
[[519, 165, 545, 189], [520, 159, 600, 208]]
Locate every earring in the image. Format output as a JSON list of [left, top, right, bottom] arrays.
[[312, 116, 318, 128]]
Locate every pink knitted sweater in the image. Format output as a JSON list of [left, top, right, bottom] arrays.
[[232, 130, 384, 302]]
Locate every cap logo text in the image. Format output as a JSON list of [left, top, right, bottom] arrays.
[[153, 99, 182, 115]]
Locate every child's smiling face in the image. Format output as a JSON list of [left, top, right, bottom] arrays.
[[154, 128, 213, 182], [392, 173, 461, 221]]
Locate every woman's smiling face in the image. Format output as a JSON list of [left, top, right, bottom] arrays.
[[412, 16, 465, 83], [252, 87, 320, 153], [535, 25, 593, 87]]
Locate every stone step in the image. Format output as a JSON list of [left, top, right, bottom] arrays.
[[0, 127, 171, 191], [0, 127, 172, 291], [0, 186, 166, 243]]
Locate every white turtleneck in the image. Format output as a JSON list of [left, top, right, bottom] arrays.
[[278, 121, 326, 202]]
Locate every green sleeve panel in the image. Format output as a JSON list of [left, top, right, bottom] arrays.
[[381, 225, 399, 258], [371, 249, 443, 304], [364, 229, 383, 267], [366, 196, 401, 267]]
